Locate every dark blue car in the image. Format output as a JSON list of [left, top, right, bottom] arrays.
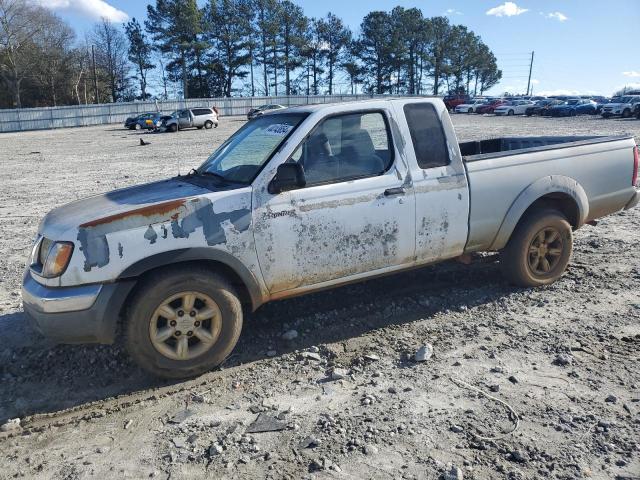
[[550, 99, 597, 117]]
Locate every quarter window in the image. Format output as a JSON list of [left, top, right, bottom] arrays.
[[403, 103, 450, 169], [291, 111, 393, 186]]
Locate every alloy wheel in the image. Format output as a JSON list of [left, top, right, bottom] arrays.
[[527, 227, 563, 276], [149, 291, 222, 361]]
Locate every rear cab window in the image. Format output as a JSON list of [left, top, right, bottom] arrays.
[[403, 103, 450, 169]]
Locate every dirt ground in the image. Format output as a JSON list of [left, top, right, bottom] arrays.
[[0, 113, 639, 480]]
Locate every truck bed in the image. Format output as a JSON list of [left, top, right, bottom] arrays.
[[460, 135, 626, 161], [462, 134, 638, 252]]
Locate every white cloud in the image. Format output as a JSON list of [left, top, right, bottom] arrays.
[[546, 11, 568, 21], [623, 71, 640, 78], [531, 79, 540, 85], [35, 0, 129, 22], [444, 8, 463, 16], [486, 2, 529, 17]]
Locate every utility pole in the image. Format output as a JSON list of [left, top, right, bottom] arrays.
[[526, 51, 535, 96], [91, 45, 98, 103]]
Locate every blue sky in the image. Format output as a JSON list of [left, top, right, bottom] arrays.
[[39, 0, 640, 96]]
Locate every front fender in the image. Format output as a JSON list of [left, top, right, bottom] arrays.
[[489, 175, 589, 251], [118, 247, 268, 311]]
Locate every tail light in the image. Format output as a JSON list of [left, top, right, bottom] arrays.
[[633, 145, 639, 187]]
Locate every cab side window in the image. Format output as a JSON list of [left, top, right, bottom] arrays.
[[403, 103, 450, 169], [291, 111, 393, 186]]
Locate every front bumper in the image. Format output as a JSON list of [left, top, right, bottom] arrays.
[[21, 271, 135, 344]]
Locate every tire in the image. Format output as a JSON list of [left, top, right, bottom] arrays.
[[508, 109, 514, 116], [125, 267, 243, 378], [622, 109, 631, 119], [204, 120, 213, 129], [602, 114, 610, 119], [169, 123, 178, 132], [468, 108, 473, 113], [500, 209, 573, 287], [570, 110, 576, 117], [135, 123, 141, 130]]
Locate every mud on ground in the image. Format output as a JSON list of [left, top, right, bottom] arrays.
[[0, 114, 639, 479]]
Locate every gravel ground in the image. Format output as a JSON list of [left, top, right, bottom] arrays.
[[0, 113, 639, 480]]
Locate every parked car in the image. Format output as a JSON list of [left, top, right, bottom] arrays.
[[247, 104, 286, 120], [22, 98, 640, 378], [549, 99, 597, 117], [601, 96, 640, 118], [160, 108, 219, 132], [476, 99, 506, 114], [454, 99, 488, 113], [443, 94, 471, 111], [124, 113, 154, 130], [526, 99, 559, 116], [540, 100, 568, 116], [136, 112, 163, 130], [595, 98, 612, 114], [494, 100, 535, 116]]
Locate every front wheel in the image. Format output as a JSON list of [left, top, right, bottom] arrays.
[[500, 210, 573, 287], [125, 268, 243, 378], [622, 109, 631, 118], [169, 123, 178, 132], [508, 109, 514, 116]]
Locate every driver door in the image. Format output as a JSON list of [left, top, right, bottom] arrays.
[[253, 110, 416, 294]]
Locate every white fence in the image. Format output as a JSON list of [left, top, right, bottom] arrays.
[[0, 94, 391, 133]]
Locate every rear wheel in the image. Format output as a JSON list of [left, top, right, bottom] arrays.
[[500, 210, 573, 287], [468, 108, 473, 113], [204, 120, 214, 129], [125, 268, 243, 378]]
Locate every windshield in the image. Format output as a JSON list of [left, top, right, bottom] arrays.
[[198, 113, 307, 184], [565, 99, 580, 105]]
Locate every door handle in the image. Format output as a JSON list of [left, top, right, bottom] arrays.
[[384, 187, 405, 197]]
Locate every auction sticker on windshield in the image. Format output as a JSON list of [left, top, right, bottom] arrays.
[[264, 124, 294, 136]]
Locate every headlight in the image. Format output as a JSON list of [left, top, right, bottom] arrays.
[[32, 237, 74, 278]]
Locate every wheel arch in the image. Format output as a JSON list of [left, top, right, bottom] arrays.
[[490, 175, 589, 251], [117, 248, 267, 313]]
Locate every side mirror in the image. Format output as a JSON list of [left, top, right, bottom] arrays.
[[268, 163, 306, 194]]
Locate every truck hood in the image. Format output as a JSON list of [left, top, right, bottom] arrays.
[[39, 177, 214, 239]]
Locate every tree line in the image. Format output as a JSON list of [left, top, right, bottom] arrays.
[[0, 0, 502, 109]]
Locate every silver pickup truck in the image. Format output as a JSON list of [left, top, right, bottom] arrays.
[[22, 98, 639, 378]]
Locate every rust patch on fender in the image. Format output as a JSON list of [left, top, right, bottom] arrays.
[[79, 199, 187, 228]]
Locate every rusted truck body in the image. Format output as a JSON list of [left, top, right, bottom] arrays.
[[22, 98, 640, 377]]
